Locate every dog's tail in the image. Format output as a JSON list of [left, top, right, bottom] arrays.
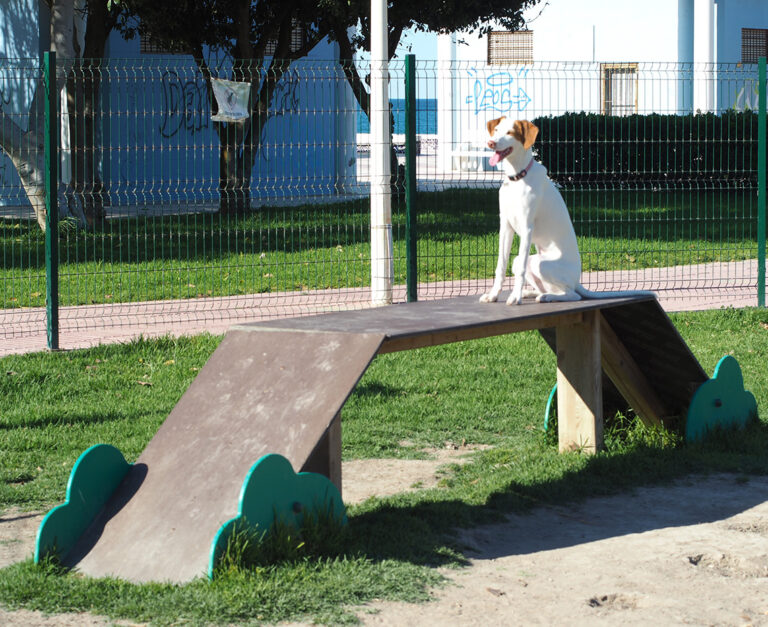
[[575, 284, 656, 300]]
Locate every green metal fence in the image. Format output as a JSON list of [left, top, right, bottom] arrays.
[[0, 55, 766, 350]]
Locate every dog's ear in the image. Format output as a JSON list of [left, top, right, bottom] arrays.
[[512, 120, 539, 150], [486, 116, 506, 137]]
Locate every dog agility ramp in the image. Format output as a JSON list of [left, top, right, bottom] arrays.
[[48, 292, 711, 584], [63, 329, 384, 583]]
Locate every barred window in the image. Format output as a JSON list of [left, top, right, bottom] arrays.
[[264, 21, 310, 57], [602, 63, 638, 116], [140, 34, 184, 55], [487, 31, 533, 65], [140, 22, 309, 56], [742, 28, 768, 64]]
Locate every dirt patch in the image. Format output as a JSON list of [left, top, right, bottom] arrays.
[[359, 473, 768, 626], [3, 462, 768, 626]]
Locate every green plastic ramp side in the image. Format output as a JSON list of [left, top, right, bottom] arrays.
[[35, 444, 130, 564], [208, 453, 346, 578], [685, 355, 758, 442]]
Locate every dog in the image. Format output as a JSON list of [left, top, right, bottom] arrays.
[[479, 116, 653, 305]]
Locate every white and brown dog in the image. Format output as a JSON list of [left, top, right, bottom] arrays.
[[480, 116, 653, 305]]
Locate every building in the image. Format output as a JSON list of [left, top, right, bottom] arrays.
[[435, 0, 768, 172], [0, 1, 358, 212]]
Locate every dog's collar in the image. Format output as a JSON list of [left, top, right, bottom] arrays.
[[506, 157, 535, 182]]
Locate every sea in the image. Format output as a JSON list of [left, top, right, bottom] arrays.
[[357, 98, 437, 134]]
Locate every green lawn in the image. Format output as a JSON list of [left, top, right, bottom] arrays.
[[1, 188, 759, 308], [0, 307, 767, 624]]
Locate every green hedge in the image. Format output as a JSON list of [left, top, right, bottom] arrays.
[[532, 112, 761, 188]]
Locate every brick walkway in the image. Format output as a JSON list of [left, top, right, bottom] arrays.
[[1, 260, 762, 357]]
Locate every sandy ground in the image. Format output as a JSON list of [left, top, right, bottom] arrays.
[[2, 451, 768, 626]]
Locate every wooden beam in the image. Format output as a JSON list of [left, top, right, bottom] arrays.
[[378, 311, 585, 354], [301, 411, 342, 497], [599, 313, 668, 428], [556, 309, 603, 453]]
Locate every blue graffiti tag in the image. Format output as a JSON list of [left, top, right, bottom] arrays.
[[466, 67, 531, 115]]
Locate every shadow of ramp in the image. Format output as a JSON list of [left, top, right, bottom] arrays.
[[460, 474, 768, 560]]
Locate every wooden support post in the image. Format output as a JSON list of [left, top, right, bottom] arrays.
[[556, 309, 603, 453], [301, 411, 342, 497]]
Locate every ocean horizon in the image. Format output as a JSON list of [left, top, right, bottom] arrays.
[[357, 98, 437, 135]]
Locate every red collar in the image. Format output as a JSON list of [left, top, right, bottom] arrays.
[[507, 157, 535, 182]]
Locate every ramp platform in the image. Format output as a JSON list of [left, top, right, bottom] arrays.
[[56, 293, 707, 583]]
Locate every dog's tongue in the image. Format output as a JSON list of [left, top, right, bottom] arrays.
[[489, 147, 511, 167]]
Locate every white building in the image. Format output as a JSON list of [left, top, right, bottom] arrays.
[[435, 0, 768, 172]]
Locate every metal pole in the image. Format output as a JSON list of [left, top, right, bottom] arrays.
[[404, 54, 417, 302], [44, 51, 59, 350], [758, 56, 766, 308], [370, 0, 393, 304]]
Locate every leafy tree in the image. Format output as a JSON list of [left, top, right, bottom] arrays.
[[120, 0, 542, 212], [117, 0, 338, 214], [0, 0, 122, 230], [330, 0, 541, 187]]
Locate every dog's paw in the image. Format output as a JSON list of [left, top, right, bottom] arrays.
[[479, 293, 498, 303], [506, 293, 523, 306]]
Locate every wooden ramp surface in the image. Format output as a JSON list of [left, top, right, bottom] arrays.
[[64, 293, 706, 583], [67, 330, 384, 583]]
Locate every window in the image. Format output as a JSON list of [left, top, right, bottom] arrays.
[[601, 63, 638, 116], [264, 21, 310, 56], [139, 34, 184, 55], [139, 22, 310, 56], [487, 31, 533, 65], [742, 28, 768, 64]]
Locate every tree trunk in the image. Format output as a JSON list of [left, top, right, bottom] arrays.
[[64, 0, 116, 228], [0, 0, 114, 231], [0, 112, 48, 229], [219, 139, 251, 215], [336, 30, 403, 195]]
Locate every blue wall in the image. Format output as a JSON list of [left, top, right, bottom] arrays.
[[101, 32, 355, 208], [716, 0, 768, 63], [0, 4, 356, 211]]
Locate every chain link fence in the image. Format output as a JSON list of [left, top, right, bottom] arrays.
[[0, 56, 766, 349]]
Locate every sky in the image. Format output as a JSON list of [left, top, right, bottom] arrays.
[[393, 28, 437, 60]]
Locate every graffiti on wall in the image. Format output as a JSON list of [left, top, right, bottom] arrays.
[[159, 70, 210, 138], [465, 67, 532, 115], [158, 67, 302, 142]]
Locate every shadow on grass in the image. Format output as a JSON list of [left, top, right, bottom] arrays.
[[1, 189, 757, 270], [345, 421, 768, 568], [0, 409, 155, 432]]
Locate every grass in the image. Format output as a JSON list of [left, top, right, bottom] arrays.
[[1, 307, 768, 624], [1, 188, 758, 307]]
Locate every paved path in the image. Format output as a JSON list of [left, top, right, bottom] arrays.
[[1, 260, 762, 357]]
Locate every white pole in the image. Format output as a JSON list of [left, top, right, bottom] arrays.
[[370, 0, 393, 304], [693, 0, 714, 113], [437, 33, 455, 174]]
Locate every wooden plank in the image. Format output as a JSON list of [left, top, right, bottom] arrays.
[[600, 300, 708, 432], [66, 330, 384, 583], [556, 310, 603, 453], [598, 313, 669, 428], [237, 294, 653, 348], [377, 311, 585, 354]]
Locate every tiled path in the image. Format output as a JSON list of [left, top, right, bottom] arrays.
[[1, 260, 763, 357]]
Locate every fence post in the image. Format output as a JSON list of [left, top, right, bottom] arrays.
[[759, 56, 766, 308], [44, 51, 59, 349], [404, 54, 417, 302]]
